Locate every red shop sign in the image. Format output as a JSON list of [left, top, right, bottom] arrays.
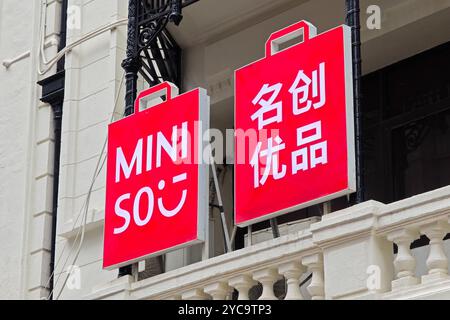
[[234, 20, 356, 227], [103, 82, 210, 269]]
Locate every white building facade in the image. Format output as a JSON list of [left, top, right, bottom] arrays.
[[1, 0, 450, 300]]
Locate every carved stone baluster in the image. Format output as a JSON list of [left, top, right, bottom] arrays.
[[253, 268, 280, 300], [228, 275, 256, 300], [302, 253, 324, 300], [420, 220, 450, 283], [387, 229, 420, 290], [204, 282, 231, 300], [181, 288, 211, 300], [278, 261, 305, 300]]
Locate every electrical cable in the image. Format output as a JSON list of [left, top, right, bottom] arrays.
[[37, 0, 127, 295], [46, 71, 125, 300], [49, 75, 123, 299], [38, 0, 170, 298], [37, 0, 127, 75], [50, 72, 124, 299]]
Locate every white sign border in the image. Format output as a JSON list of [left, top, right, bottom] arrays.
[[103, 88, 210, 270], [233, 23, 356, 228]]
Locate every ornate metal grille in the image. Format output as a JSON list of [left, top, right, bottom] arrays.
[[122, 0, 199, 116], [119, 0, 199, 277]]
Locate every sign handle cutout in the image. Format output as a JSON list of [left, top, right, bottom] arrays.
[[134, 82, 179, 114], [266, 20, 317, 57]]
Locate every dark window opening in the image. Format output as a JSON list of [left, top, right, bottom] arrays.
[[362, 41, 450, 204]]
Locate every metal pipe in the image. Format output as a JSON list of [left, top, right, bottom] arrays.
[[346, 0, 364, 204], [48, 102, 62, 299], [122, 0, 140, 118], [247, 225, 252, 246], [48, 0, 68, 300], [57, 0, 68, 71], [210, 155, 232, 253], [118, 0, 140, 277], [270, 219, 280, 238]]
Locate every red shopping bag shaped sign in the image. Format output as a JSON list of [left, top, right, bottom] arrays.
[[235, 21, 356, 226], [103, 82, 209, 269]]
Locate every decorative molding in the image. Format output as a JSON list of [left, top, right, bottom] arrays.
[[206, 69, 233, 104]]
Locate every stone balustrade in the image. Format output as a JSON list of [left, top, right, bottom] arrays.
[[87, 186, 450, 300], [134, 230, 324, 300], [311, 186, 450, 299], [378, 190, 450, 299], [88, 228, 323, 300]]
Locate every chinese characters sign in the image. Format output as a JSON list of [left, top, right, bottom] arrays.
[[235, 21, 356, 227], [103, 82, 209, 270]]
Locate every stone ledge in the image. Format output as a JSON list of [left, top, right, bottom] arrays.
[[89, 229, 317, 300]]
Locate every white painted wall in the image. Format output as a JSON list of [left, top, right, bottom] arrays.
[[1, 0, 450, 300], [52, 0, 128, 300], [0, 0, 40, 300], [0, 0, 69, 300]]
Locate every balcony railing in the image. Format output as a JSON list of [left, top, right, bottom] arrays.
[[87, 186, 450, 300]]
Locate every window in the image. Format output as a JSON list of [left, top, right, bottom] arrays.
[[363, 41, 450, 204]]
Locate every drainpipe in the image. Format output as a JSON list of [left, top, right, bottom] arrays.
[[118, 0, 140, 277], [346, 0, 364, 204], [47, 86, 63, 301], [37, 0, 68, 299], [57, 0, 68, 72]]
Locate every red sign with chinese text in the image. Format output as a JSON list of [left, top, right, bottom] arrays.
[[103, 82, 209, 269], [235, 21, 356, 227]]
